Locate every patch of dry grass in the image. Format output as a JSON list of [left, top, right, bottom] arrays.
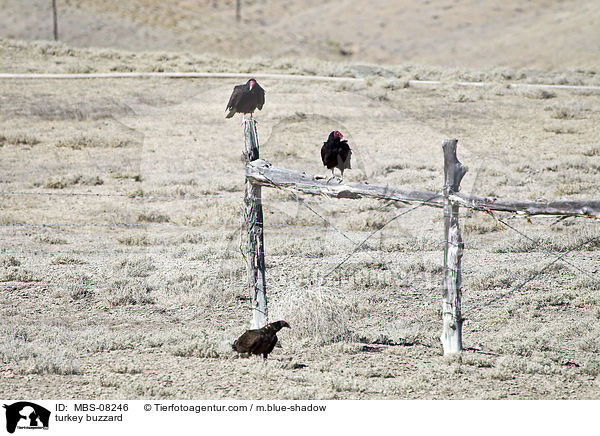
[[55, 135, 137, 149], [0, 133, 40, 146], [43, 174, 104, 189], [0, 326, 81, 375], [103, 279, 156, 306], [0, 267, 40, 282]]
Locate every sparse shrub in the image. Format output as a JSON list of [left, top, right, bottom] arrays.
[[543, 125, 576, 134], [50, 255, 86, 265], [0, 326, 81, 375], [104, 279, 155, 306], [34, 234, 67, 244], [44, 174, 103, 189], [2, 256, 21, 267], [551, 104, 586, 120], [55, 135, 135, 149], [577, 335, 600, 353], [137, 212, 170, 223], [178, 233, 204, 244], [113, 256, 156, 277], [580, 360, 600, 377], [67, 274, 94, 300], [554, 182, 592, 196], [582, 148, 600, 157], [405, 260, 443, 275], [168, 331, 221, 358], [270, 287, 353, 345], [117, 234, 153, 246], [516, 88, 556, 99], [111, 172, 143, 181], [0, 268, 40, 282], [0, 134, 40, 146], [111, 363, 142, 374], [20, 352, 81, 375]]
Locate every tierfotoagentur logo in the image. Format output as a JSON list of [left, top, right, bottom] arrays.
[[3, 402, 50, 434]]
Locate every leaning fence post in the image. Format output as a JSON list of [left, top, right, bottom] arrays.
[[244, 120, 268, 329], [441, 139, 466, 354]]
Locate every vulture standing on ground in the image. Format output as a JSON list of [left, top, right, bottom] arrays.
[[225, 78, 265, 119], [321, 130, 352, 180], [232, 320, 290, 360]]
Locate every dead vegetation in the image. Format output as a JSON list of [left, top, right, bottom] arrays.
[[0, 38, 599, 400]]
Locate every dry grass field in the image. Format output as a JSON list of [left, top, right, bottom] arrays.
[[0, 1, 599, 400]]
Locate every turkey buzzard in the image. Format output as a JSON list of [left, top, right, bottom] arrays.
[[232, 320, 290, 360], [225, 78, 265, 119], [321, 130, 352, 180]]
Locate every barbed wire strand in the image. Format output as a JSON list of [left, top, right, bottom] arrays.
[[324, 193, 442, 278], [482, 208, 599, 282], [463, 234, 600, 314], [249, 166, 442, 305]]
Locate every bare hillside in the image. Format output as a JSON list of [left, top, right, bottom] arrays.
[[1, 0, 598, 69]]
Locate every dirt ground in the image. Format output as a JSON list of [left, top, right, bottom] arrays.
[[0, 36, 599, 399]]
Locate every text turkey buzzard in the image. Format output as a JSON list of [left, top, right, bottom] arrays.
[[321, 130, 352, 180], [225, 78, 265, 119], [232, 320, 290, 360]]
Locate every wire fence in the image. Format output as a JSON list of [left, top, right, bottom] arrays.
[[2, 168, 599, 338]]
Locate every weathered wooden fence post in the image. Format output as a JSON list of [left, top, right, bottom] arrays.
[[441, 139, 466, 354], [236, 0, 241, 22], [244, 120, 267, 329], [52, 0, 58, 41]]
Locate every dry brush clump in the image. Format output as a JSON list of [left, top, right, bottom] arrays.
[[43, 174, 104, 189], [0, 133, 40, 146], [33, 234, 68, 245], [164, 330, 225, 359], [269, 286, 354, 347], [50, 255, 86, 265], [1, 255, 21, 267], [112, 255, 156, 277], [102, 279, 156, 306], [52, 272, 95, 300], [55, 134, 137, 149], [0, 267, 40, 283]]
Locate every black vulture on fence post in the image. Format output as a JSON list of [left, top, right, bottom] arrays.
[[244, 120, 267, 329], [236, 0, 241, 22], [441, 139, 466, 354], [226, 78, 265, 120], [321, 130, 352, 181]]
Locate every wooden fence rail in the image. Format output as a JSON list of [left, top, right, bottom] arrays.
[[243, 119, 599, 353], [246, 160, 600, 218]]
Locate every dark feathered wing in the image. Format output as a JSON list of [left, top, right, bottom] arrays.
[[232, 321, 288, 359], [338, 140, 352, 169], [321, 138, 352, 170], [255, 84, 265, 110], [233, 330, 261, 352], [225, 84, 245, 118], [233, 329, 278, 357]]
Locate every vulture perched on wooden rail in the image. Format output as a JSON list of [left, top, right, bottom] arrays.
[[321, 130, 352, 180], [225, 78, 265, 119], [232, 320, 290, 360]]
